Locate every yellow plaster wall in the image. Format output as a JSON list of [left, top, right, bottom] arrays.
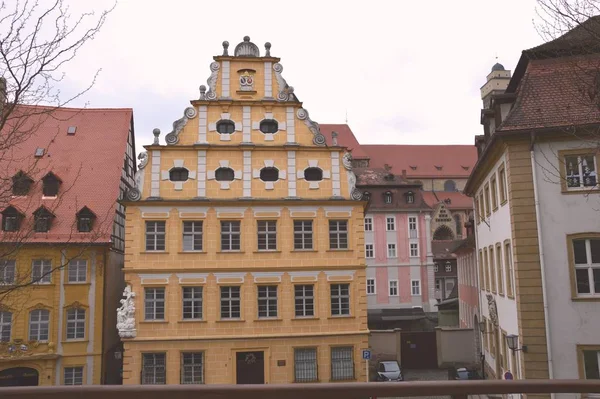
[[0, 246, 107, 385]]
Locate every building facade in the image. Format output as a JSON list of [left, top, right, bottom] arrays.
[[0, 106, 135, 386], [119, 37, 369, 385], [466, 18, 600, 390], [354, 168, 435, 330]]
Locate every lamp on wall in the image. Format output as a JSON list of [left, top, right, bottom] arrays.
[[506, 334, 528, 353]]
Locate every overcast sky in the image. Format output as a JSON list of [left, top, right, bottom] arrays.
[[59, 0, 544, 149]]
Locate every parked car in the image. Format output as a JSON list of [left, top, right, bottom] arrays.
[[376, 360, 403, 382], [452, 367, 481, 380]]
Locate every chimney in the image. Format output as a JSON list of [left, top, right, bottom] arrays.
[[401, 169, 407, 179]]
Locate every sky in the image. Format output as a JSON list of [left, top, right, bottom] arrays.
[[54, 0, 545, 149]]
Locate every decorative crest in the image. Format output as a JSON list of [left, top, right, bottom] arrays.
[[234, 36, 260, 57]]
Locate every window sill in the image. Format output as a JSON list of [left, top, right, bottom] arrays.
[[140, 251, 169, 254], [253, 250, 281, 254], [328, 315, 354, 319], [492, 206, 499, 212], [562, 187, 600, 194], [178, 319, 206, 324], [326, 249, 352, 252], [65, 282, 90, 286], [216, 318, 245, 323], [292, 249, 317, 252], [32, 282, 54, 286], [500, 200, 508, 206], [256, 317, 282, 322], [572, 296, 600, 302], [217, 251, 245, 254], [62, 339, 88, 344], [293, 316, 318, 320], [140, 320, 169, 324], [178, 251, 205, 254], [506, 294, 515, 300]]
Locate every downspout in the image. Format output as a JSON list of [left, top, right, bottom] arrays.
[[472, 197, 485, 379], [529, 132, 554, 388]]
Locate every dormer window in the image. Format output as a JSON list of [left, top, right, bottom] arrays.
[[259, 119, 278, 134], [33, 207, 55, 232], [76, 207, 96, 233], [406, 191, 415, 204], [384, 191, 393, 204], [12, 171, 34, 196], [1, 206, 24, 232], [42, 172, 61, 197], [216, 120, 235, 134]]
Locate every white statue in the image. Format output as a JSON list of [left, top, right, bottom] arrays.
[[117, 285, 137, 338]]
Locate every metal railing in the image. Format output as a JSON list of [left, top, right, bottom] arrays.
[[2, 380, 600, 399]]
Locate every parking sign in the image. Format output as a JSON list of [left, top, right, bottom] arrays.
[[362, 349, 371, 360]]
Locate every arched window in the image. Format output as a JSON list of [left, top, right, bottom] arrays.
[[444, 180, 457, 191], [304, 167, 323, 181], [259, 119, 278, 134], [169, 167, 189, 182], [405, 191, 415, 204], [384, 191, 393, 204], [215, 167, 235, 182], [216, 120, 235, 134], [260, 167, 279, 182], [454, 214, 462, 236], [433, 225, 454, 240]]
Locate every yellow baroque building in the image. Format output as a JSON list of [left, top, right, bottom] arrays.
[[120, 36, 369, 385], [0, 106, 135, 386]]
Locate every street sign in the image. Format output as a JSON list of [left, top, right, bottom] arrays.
[[362, 349, 371, 360], [504, 371, 514, 380]]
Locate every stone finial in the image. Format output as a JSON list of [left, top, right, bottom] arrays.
[[331, 131, 338, 146], [243, 35, 250, 42], [222, 41, 229, 56], [153, 128, 161, 145], [199, 85, 207, 100], [384, 163, 392, 172], [265, 42, 271, 57]]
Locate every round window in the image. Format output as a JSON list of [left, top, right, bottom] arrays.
[[169, 167, 189, 182], [260, 167, 279, 182], [217, 120, 235, 134], [304, 167, 323, 181], [215, 167, 235, 181], [259, 119, 278, 134]]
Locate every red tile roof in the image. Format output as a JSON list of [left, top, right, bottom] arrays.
[[361, 145, 477, 178], [500, 55, 600, 131], [1, 106, 133, 244], [422, 191, 473, 210], [319, 124, 370, 159]]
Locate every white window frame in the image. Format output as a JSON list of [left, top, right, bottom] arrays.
[[387, 243, 397, 258], [32, 259, 51, 284], [365, 243, 374, 259], [66, 308, 86, 340], [29, 309, 49, 341], [573, 238, 600, 296], [411, 280, 421, 296], [293, 220, 313, 250], [220, 286, 241, 319], [221, 221, 241, 251], [386, 217, 396, 231], [64, 366, 84, 385], [410, 243, 419, 258], [565, 154, 598, 190], [364, 217, 373, 232], [434, 263, 439, 273], [182, 221, 203, 252], [142, 353, 166, 385], [257, 285, 278, 318], [0, 311, 12, 342], [329, 220, 349, 250], [0, 260, 15, 285], [182, 286, 203, 320], [257, 220, 277, 251], [408, 216, 418, 239], [144, 287, 165, 320], [294, 347, 318, 382], [445, 263, 452, 272], [145, 221, 166, 251], [366, 278, 376, 295], [330, 284, 350, 316], [67, 259, 87, 283], [181, 352, 204, 384], [389, 280, 398, 296], [294, 285, 314, 317]]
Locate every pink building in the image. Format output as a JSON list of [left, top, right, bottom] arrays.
[[355, 168, 436, 330]]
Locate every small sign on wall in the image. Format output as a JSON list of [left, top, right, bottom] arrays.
[[277, 360, 286, 367]]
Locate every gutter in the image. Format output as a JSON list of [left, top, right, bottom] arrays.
[[529, 132, 555, 389]]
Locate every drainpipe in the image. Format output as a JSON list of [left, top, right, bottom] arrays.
[[472, 197, 485, 379], [529, 132, 554, 390]]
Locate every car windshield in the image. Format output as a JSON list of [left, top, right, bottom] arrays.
[[383, 363, 400, 372]]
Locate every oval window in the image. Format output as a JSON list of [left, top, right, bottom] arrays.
[[260, 167, 279, 182], [169, 167, 189, 182], [217, 120, 235, 134], [259, 119, 278, 134], [215, 167, 235, 182], [304, 167, 323, 181]]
